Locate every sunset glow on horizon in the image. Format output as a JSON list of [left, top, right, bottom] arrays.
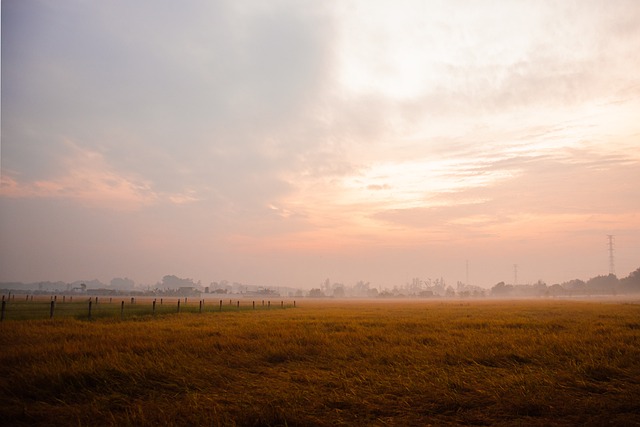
[[2, 0, 639, 289]]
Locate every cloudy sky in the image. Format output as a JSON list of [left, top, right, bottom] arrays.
[[2, 0, 639, 289]]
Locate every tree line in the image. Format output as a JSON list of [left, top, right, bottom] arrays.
[[2, 268, 639, 299]]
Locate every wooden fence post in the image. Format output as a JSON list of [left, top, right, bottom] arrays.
[[153, 299, 156, 315], [121, 301, 125, 320], [88, 300, 92, 320], [50, 301, 55, 319], [177, 300, 181, 313], [253, 301, 255, 310], [281, 301, 284, 308], [1, 300, 5, 321], [268, 301, 271, 309], [199, 300, 202, 313], [237, 301, 240, 310], [219, 300, 222, 312], [294, 300, 296, 308]]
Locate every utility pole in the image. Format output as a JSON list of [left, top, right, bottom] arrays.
[[607, 235, 615, 276]]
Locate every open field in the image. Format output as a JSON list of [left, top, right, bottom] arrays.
[[1, 299, 640, 426]]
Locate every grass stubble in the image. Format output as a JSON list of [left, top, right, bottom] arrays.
[[1, 299, 639, 426]]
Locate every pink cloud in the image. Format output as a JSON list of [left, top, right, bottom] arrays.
[[1, 142, 199, 210]]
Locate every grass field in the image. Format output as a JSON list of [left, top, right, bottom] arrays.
[[1, 299, 639, 426]]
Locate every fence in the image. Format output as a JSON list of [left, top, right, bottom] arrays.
[[0, 294, 296, 322]]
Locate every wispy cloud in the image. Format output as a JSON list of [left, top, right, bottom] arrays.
[[1, 141, 203, 210]]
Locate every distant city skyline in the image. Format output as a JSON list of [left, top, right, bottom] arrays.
[[2, 0, 639, 288]]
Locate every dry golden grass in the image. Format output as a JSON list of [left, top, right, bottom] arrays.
[[1, 299, 639, 426]]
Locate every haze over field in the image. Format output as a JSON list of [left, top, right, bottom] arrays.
[[1, 0, 639, 289]]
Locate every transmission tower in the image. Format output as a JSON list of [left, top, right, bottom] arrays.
[[607, 235, 615, 276]]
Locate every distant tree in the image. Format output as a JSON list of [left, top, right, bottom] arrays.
[[408, 278, 423, 295], [620, 267, 640, 293], [110, 277, 135, 290], [218, 280, 231, 291], [161, 275, 196, 289], [308, 288, 325, 298], [471, 288, 486, 298], [458, 290, 470, 298], [491, 281, 513, 297], [378, 290, 394, 298], [532, 280, 547, 294], [586, 274, 619, 293], [353, 280, 371, 297], [322, 278, 331, 295], [456, 281, 486, 298], [562, 279, 586, 294], [548, 284, 566, 296], [72, 279, 106, 289], [431, 278, 446, 296], [332, 285, 345, 298], [445, 286, 456, 298]]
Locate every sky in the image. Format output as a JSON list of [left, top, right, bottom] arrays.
[[1, 0, 639, 289]]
